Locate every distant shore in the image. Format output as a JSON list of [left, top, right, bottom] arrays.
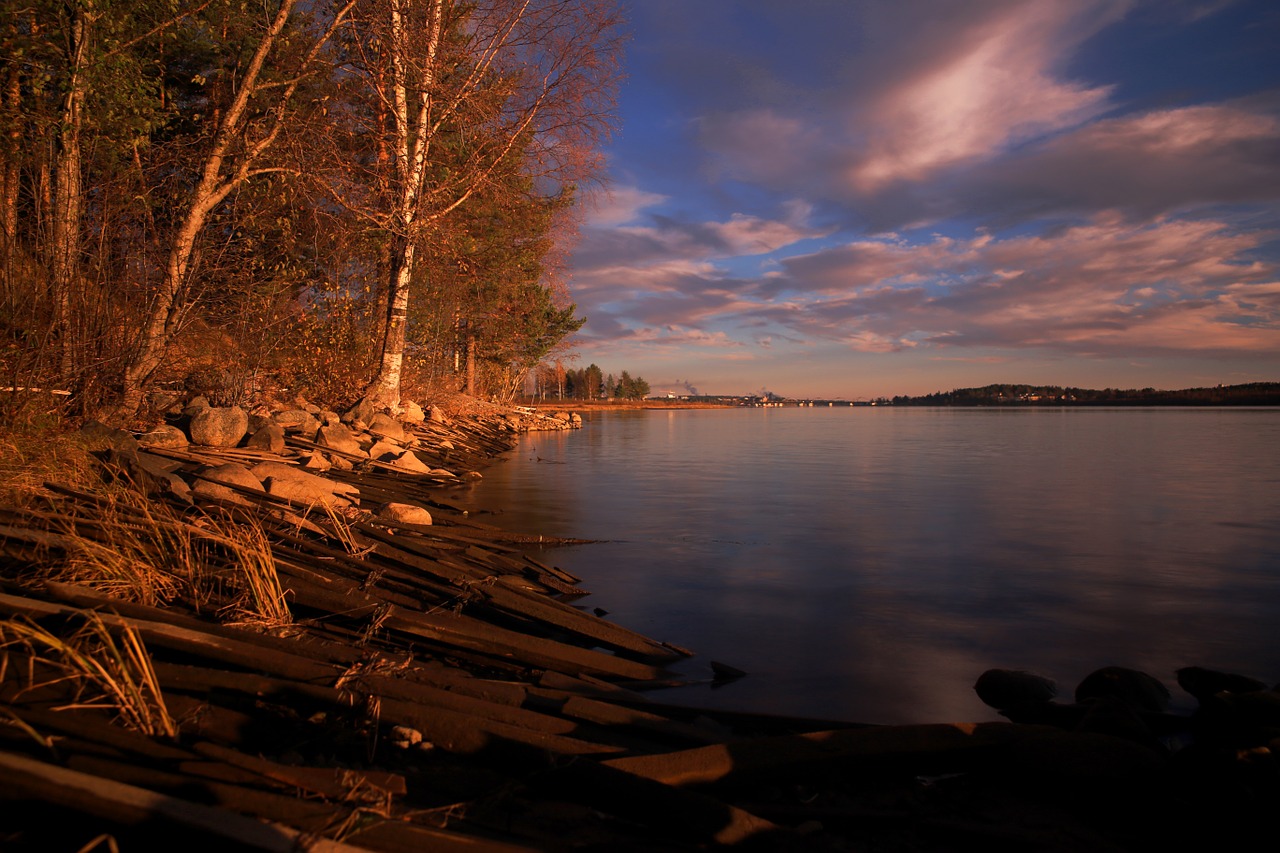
[[519, 398, 736, 411]]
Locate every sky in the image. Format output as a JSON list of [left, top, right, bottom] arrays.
[[561, 0, 1280, 399]]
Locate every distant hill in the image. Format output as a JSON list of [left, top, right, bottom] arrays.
[[890, 382, 1280, 406]]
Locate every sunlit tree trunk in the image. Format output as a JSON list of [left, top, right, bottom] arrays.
[[362, 0, 443, 411]]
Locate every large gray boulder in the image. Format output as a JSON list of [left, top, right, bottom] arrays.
[[251, 460, 359, 507], [189, 406, 248, 447]]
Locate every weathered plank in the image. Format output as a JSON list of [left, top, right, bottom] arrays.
[[0, 751, 367, 852]]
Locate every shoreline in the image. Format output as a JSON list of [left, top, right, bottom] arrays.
[[1, 394, 1276, 850]]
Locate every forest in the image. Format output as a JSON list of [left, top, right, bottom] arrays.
[[0, 0, 624, 425], [890, 382, 1280, 406]]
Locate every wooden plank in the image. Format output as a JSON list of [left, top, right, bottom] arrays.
[[0, 751, 366, 852], [603, 722, 1056, 787]]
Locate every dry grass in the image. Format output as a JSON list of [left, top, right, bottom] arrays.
[[0, 416, 100, 505], [18, 487, 294, 628], [0, 612, 177, 739]]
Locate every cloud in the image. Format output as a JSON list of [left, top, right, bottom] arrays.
[[951, 99, 1280, 223], [587, 185, 669, 227], [767, 216, 1280, 355], [850, 0, 1118, 190]]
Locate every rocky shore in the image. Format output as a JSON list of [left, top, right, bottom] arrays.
[[1, 394, 1277, 851]]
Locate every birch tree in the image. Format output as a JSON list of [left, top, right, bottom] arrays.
[[104, 0, 355, 420], [340, 0, 621, 411]]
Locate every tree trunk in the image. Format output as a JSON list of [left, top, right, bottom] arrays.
[[465, 331, 476, 396], [50, 4, 89, 383], [0, 55, 20, 269], [363, 236, 415, 411]]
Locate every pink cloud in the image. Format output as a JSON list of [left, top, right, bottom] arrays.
[[773, 216, 1280, 354], [851, 1, 1118, 189]]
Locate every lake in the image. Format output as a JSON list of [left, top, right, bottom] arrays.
[[457, 407, 1280, 724]]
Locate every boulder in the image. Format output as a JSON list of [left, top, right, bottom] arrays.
[[273, 409, 320, 440], [974, 669, 1057, 710], [316, 424, 365, 457], [251, 461, 359, 507], [386, 450, 431, 474], [1075, 666, 1170, 713], [78, 421, 140, 454], [191, 462, 262, 505], [246, 422, 286, 454], [345, 397, 380, 426], [427, 405, 447, 424], [137, 424, 189, 449], [401, 400, 426, 423], [189, 406, 248, 447], [367, 439, 403, 462], [368, 412, 407, 443], [300, 449, 332, 472], [200, 462, 264, 493], [379, 502, 432, 526], [182, 395, 211, 418], [1176, 666, 1269, 702]]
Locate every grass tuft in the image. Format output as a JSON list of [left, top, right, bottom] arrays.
[[0, 612, 177, 739]]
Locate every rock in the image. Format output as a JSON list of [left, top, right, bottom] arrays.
[[463, 471, 483, 481], [438, 439, 455, 451], [273, 409, 320, 440], [388, 726, 422, 748], [387, 450, 431, 474], [345, 397, 380, 426], [200, 462, 264, 493], [401, 400, 425, 423], [316, 424, 365, 457], [189, 406, 248, 447], [1075, 666, 1170, 713], [329, 455, 353, 472], [368, 412, 406, 443], [191, 462, 262, 506], [1176, 667, 1269, 702], [554, 411, 571, 421], [251, 461, 359, 507], [137, 424, 189, 449], [78, 421, 140, 454], [101, 447, 190, 504], [974, 669, 1058, 710], [183, 395, 211, 416], [245, 422, 286, 454], [300, 449, 332, 472], [320, 410, 341, 427], [427, 405, 446, 424], [428, 468, 456, 478], [570, 413, 583, 426], [379, 503, 432, 526], [367, 439, 403, 462]]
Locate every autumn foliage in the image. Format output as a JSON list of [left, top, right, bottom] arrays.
[[0, 0, 622, 425]]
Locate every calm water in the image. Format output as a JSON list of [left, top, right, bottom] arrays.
[[458, 407, 1280, 724]]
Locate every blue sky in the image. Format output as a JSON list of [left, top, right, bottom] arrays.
[[562, 0, 1280, 399]]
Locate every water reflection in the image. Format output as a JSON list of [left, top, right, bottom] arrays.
[[461, 408, 1280, 724]]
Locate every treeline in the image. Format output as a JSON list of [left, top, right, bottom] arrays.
[[891, 383, 1280, 406], [0, 0, 623, 424], [528, 363, 650, 400]]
